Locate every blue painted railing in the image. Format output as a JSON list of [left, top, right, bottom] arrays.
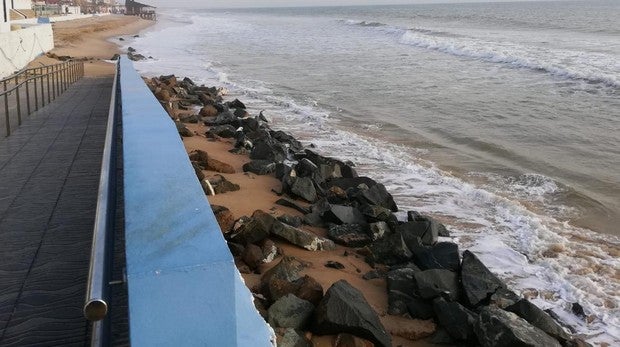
[[118, 57, 274, 346]]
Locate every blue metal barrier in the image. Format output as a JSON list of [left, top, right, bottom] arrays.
[[119, 56, 275, 346]]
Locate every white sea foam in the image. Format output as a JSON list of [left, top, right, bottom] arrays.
[[342, 18, 620, 89]]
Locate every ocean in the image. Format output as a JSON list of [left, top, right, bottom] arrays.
[[125, 1, 619, 344]]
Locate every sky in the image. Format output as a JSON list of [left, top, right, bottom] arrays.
[[136, 0, 553, 9]]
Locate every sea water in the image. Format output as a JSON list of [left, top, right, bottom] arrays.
[[126, 1, 619, 344]]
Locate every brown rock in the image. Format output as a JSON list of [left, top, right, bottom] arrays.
[[207, 157, 236, 174], [200, 105, 218, 117], [155, 88, 172, 102], [235, 259, 252, 274], [295, 275, 324, 306], [189, 149, 209, 168], [192, 162, 205, 181], [243, 244, 264, 270], [335, 333, 374, 347], [209, 175, 240, 194], [211, 205, 235, 233]]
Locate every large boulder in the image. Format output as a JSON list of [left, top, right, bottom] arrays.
[[474, 306, 562, 347], [207, 124, 236, 138], [286, 176, 319, 203], [271, 221, 336, 251], [368, 232, 412, 265], [279, 328, 311, 347], [260, 256, 305, 291], [433, 297, 477, 342], [409, 241, 460, 272], [228, 211, 274, 245], [368, 221, 390, 242], [242, 160, 276, 175], [506, 299, 571, 343], [327, 224, 372, 247], [413, 269, 460, 301], [386, 268, 418, 316], [461, 250, 506, 307], [322, 205, 367, 225], [313, 280, 392, 347], [398, 219, 439, 247], [208, 174, 240, 194], [326, 177, 378, 191], [269, 275, 323, 306], [361, 183, 398, 212], [251, 137, 288, 163], [268, 294, 315, 329]]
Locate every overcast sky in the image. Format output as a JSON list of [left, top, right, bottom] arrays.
[[137, 0, 549, 9]]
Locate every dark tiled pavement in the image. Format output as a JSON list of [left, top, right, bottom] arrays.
[[0, 77, 112, 346]]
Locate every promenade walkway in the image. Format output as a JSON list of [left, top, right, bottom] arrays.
[[0, 77, 115, 346]]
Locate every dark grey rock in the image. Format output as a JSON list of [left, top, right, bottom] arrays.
[[368, 232, 413, 265], [410, 241, 460, 272], [296, 158, 319, 177], [276, 198, 310, 214], [326, 177, 378, 191], [489, 287, 521, 309], [433, 297, 477, 341], [368, 221, 390, 241], [272, 130, 303, 152], [288, 176, 318, 202], [303, 210, 324, 227], [279, 328, 311, 347], [398, 219, 439, 247], [268, 294, 315, 329], [278, 214, 303, 228], [251, 137, 288, 163], [325, 261, 345, 270], [362, 269, 385, 280], [360, 204, 394, 223], [413, 269, 460, 301], [461, 250, 506, 307], [506, 299, 571, 343], [242, 160, 276, 175], [271, 221, 336, 251], [407, 297, 435, 320], [213, 109, 236, 125], [241, 116, 259, 132], [322, 204, 367, 225], [387, 268, 417, 315], [408, 212, 451, 237], [229, 215, 271, 245], [361, 183, 398, 212], [207, 124, 236, 138], [313, 280, 392, 347], [327, 224, 372, 247], [475, 306, 562, 347], [227, 98, 246, 109]]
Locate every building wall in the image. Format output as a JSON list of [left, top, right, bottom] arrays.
[[1, 0, 10, 33], [0, 23, 53, 78], [12, 0, 32, 10]]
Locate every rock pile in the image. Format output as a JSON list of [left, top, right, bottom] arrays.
[[146, 74, 590, 347]]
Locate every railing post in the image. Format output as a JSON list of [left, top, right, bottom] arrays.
[[15, 76, 22, 126], [3, 80, 10, 137], [46, 66, 51, 104], [25, 73, 31, 115], [34, 69, 39, 111]]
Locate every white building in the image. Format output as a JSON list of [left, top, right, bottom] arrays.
[[1, 0, 10, 33]]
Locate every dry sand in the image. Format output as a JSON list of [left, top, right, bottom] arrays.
[[30, 15, 154, 76]]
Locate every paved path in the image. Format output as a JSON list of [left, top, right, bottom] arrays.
[[0, 77, 112, 346]]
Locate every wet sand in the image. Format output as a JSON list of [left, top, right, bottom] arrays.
[[30, 15, 154, 76]]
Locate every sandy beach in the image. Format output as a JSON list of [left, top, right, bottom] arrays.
[[30, 15, 153, 76]]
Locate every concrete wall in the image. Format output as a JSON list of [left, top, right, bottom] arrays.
[[12, 0, 31, 10], [1, 0, 9, 33], [118, 57, 276, 346], [0, 23, 53, 78]]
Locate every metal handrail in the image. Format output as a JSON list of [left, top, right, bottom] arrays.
[[84, 60, 120, 347], [1, 60, 84, 137]]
